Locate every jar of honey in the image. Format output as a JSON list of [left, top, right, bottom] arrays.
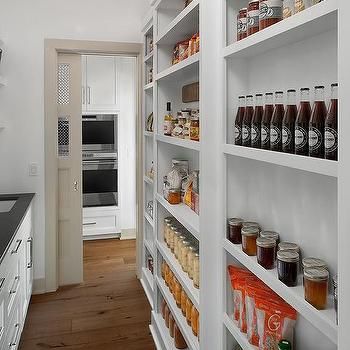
[[161, 260, 166, 280], [256, 237, 276, 269], [175, 280, 182, 307], [241, 226, 259, 256], [168, 189, 181, 205], [304, 267, 329, 310], [191, 306, 199, 336], [186, 298, 193, 326], [174, 323, 187, 349], [193, 252, 200, 289], [277, 250, 299, 287], [164, 304, 170, 328], [190, 112, 200, 141], [227, 218, 244, 244], [169, 313, 175, 338], [181, 290, 187, 316]]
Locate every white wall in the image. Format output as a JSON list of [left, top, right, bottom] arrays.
[[0, 0, 149, 282]]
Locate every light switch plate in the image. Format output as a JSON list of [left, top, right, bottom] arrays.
[[29, 163, 38, 176]]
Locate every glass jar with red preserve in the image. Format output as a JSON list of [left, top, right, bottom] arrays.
[[227, 218, 244, 244], [257, 237, 276, 269], [259, 0, 283, 30], [247, 1, 260, 36], [237, 8, 248, 41]]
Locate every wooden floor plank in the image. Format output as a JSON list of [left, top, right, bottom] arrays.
[[19, 239, 155, 350]]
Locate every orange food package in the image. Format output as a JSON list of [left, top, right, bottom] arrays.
[[178, 40, 189, 61], [255, 297, 297, 350]]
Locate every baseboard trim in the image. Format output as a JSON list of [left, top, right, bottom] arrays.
[[83, 233, 120, 241], [120, 228, 137, 240]]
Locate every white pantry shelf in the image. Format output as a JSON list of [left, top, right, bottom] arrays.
[[144, 82, 154, 91], [142, 266, 154, 291], [223, 313, 258, 350], [141, 269, 154, 309], [144, 51, 154, 63], [144, 175, 154, 185], [149, 323, 164, 350], [145, 211, 155, 228], [223, 0, 338, 59], [223, 144, 338, 178], [157, 240, 200, 309], [144, 130, 154, 137], [156, 134, 200, 151], [156, 193, 199, 240], [156, 53, 200, 81], [224, 239, 338, 344], [156, 0, 199, 46], [156, 276, 199, 350]]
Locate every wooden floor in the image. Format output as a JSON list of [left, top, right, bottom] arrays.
[[20, 239, 155, 350]]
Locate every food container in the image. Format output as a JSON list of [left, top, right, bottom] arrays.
[[277, 250, 299, 287], [237, 8, 248, 41], [227, 218, 244, 244], [168, 189, 181, 205], [242, 226, 259, 256], [304, 267, 329, 309], [257, 237, 276, 269]]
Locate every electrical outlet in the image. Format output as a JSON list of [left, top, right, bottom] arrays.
[[29, 163, 38, 176]]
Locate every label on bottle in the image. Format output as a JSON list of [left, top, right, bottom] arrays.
[[295, 126, 307, 149], [282, 126, 292, 147], [248, 10, 259, 29], [242, 125, 250, 142], [237, 17, 248, 35], [261, 125, 269, 145], [325, 127, 338, 153], [309, 127, 322, 151], [259, 0, 283, 20], [235, 125, 241, 143], [251, 125, 260, 145], [164, 120, 173, 135], [270, 125, 281, 146]]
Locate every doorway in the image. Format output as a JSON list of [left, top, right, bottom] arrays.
[[44, 40, 143, 292]]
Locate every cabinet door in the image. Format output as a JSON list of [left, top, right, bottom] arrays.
[[82, 56, 87, 112], [86, 56, 118, 112]]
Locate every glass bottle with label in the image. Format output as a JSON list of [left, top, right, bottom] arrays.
[[164, 102, 173, 136], [248, 1, 260, 35], [261, 92, 274, 150], [234, 96, 246, 145], [270, 91, 285, 152], [295, 88, 312, 155], [309, 86, 327, 158], [242, 95, 254, 147], [251, 94, 264, 148], [282, 89, 297, 153], [325, 83, 338, 161], [259, 0, 283, 30], [237, 8, 248, 41]]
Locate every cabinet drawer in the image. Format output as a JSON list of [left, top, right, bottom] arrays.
[[4, 300, 21, 350], [83, 214, 118, 236]]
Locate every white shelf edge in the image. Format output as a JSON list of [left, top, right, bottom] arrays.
[[156, 193, 199, 240], [145, 239, 155, 258], [223, 239, 338, 344], [144, 175, 154, 185], [155, 0, 200, 45], [144, 130, 154, 137], [223, 0, 338, 59], [223, 313, 258, 350], [149, 323, 164, 350], [155, 53, 200, 81], [156, 276, 199, 350], [223, 144, 338, 178], [157, 240, 200, 309], [144, 51, 154, 63], [141, 274, 154, 309], [145, 212, 155, 229], [156, 134, 200, 151], [142, 266, 154, 292], [144, 82, 154, 91]]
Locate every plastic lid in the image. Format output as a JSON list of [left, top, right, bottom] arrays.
[[256, 237, 276, 248], [304, 267, 329, 281], [302, 257, 327, 270], [164, 217, 173, 223], [278, 340, 292, 350], [300, 87, 310, 91], [241, 226, 259, 236], [242, 221, 260, 228], [228, 218, 244, 226], [277, 250, 299, 263], [260, 230, 279, 241], [170, 224, 178, 230], [278, 242, 299, 252]]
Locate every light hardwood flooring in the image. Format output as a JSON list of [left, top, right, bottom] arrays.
[[19, 239, 155, 350]]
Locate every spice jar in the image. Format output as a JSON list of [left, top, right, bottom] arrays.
[[161, 260, 166, 280], [173, 230, 181, 259], [177, 235, 186, 263], [181, 240, 191, 272], [333, 275, 338, 325], [259, 0, 283, 30], [169, 313, 175, 338], [168, 270, 174, 294], [191, 306, 199, 336], [257, 237, 277, 269], [164, 221, 171, 247], [278, 242, 300, 254], [237, 8, 248, 41], [190, 113, 200, 141], [174, 323, 187, 349], [302, 257, 327, 271], [304, 267, 329, 309], [161, 299, 167, 319], [227, 218, 244, 244], [186, 298, 193, 326], [260, 230, 280, 244], [277, 250, 299, 287], [193, 252, 200, 289], [247, 1, 260, 36], [172, 277, 178, 298], [169, 225, 177, 252], [187, 245, 196, 280], [164, 304, 170, 328], [168, 189, 181, 205], [175, 280, 182, 307], [181, 290, 187, 316], [164, 263, 170, 286], [242, 226, 259, 256]]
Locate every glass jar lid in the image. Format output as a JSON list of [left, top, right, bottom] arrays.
[[302, 257, 327, 270], [242, 221, 260, 229], [304, 267, 329, 281], [228, 218, 244, 226], [278, 242, 299, 252], [182, 240, 190, 247], [241, 226, 259, 236], [179, 235, 186, 240], [277, 250, 299, 263], [170, 225, 177, 231], [260, 231, 279, 241], [166, 222, 173, 228], [174, 230, 182, 236], [194, 252, 200, 257], [256, 237, 276, 248], [165, 217, 173, 223], [169, 189, 181, 193]]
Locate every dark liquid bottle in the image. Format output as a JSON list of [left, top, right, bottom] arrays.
[[251, 94, 263, 148], [282, 89, 297, 154], [309, 86, 327, 158], [261, 92, 274, 150], [234, 96, 246, 146], [325, 83, 338, 161], [270, 91, 284, 152], [295, 88, 312, 156], [242, 95, 254, 147]]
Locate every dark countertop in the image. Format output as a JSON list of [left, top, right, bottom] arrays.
[[0, 193, 35, 263]]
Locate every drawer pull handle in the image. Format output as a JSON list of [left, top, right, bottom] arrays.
[[11, 239, 22, 254], [9, 323, 20, 348], [9, 276, 19, 295], [27, 237, 33, 269], [0, 277, 5, 291], [83, 222, 97, 226]]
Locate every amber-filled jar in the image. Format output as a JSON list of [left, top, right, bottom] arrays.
[[259, 0, 283, 30], [186, 298, 193, 326], [168, 189, 181, 205], [304, 267, 329, 309], [257, 237, 276, 269], [164, 263, 170, 286], [277, 250, 299, 287], [172, 277, 178, 298], [227, 218, 244, 244], [191, 306, 199, 336], [302, 257, 327, 271], [164, 304, 170, 328], [260, 230, 280, 245], [190, 114, 200, 141], [161, 260, 166, 280], [168, 270, 174, 294], [175, 281, 182, 307], [242, 226, 259, 256], [181, 290, 187, 316], [237, 8, 248, 41], [169, 313, 175, 338], [193, 252, 200, 289], [247, 1, 260, 36], [161, 299, 167, 319], [174, 323, 187, 349]]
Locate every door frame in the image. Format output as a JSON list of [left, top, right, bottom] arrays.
[[44, 39, 143, 292]]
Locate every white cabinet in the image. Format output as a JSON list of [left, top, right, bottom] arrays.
[[82, 55, 119, 113]]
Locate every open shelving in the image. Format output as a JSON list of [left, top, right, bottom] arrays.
[[156, 134, 200, 151]]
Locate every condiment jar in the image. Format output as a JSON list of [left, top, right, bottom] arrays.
[[164, 304, 170, 328], [191, 306, 199, 336], [181, 240, 191, 272], [193, 252, 200, 289], [174, 323, 187, 349], [173, 230, 182, 259], [186, 298, 193, 326], [277, 250, 299, 287], [256, 237, 276, 269], [168, 189, 181, 205], [169, 313, 175, 338], [169, 225, 177, 252], [259, 0, 283, 30], [181, 290, 187, 316], [175, 280, 182, 307], [241, 226, 259, 256], [187, 245, 196, 279], [165, 222, 172, 247], [304, 267, 329, 309], [177, 235, 186, 264], [237, 8, 248, 41], [242, 221, 260, 230], [227, 218, 244, 244], [190, 114, 200, 141], [260, 230, 280, 244], [247, 1, 260, 36], [302, 257, 327, 271]]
